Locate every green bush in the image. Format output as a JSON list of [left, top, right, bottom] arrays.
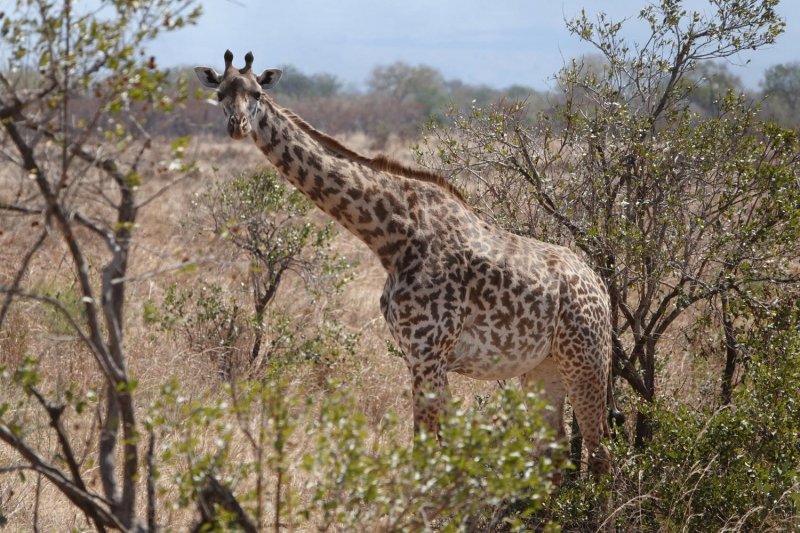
[[191, 168, 355, 366], [640, 303, 799, 531], [156, 379, 562, 532], [154, 280, 358, 380], [554, 299, 800, 532], [157, 282, 243, 350]]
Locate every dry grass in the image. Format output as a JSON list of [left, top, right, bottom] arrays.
[[0, 133, 499, 530], [0, 130, 739, 530]]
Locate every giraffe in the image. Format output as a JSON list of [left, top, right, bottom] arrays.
[[194, 51, 613, 481]]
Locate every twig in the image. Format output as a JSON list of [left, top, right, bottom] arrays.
[[0, 424, 121, 530], [33, 472, 42, 533], [0, 288, 116, 385], [0, 202, 43, 215], [136, 170, 197, 209], [110, 255, 216, 285], [512, 127, 598, 259], [0, 465, 38, 474], [147, 430, 157, 533], [27, 387, 87, 492], [28, 384, 111, 532], [23, 125, 127, 186], [0, 230, 48, 330]]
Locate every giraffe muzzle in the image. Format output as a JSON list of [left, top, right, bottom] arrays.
[[227, 114, 251, 139]]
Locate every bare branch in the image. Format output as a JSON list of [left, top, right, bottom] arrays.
[[2, 118, 119, 382], [0, 230, 48, 330], [0, 424, 123, 530], [0, 465, 38, 475], [512, 128, 599, 259], [0, 288, 116, 384], [21, 124, 127, 186], [147, 431, 157, 533], [27, 387, 86, 491], [0, 202, 43, 215], [110, 255, 215, 285], [192, 476, 258, 533], [26, 385, 109, 532], [136, 169, 197, 209]]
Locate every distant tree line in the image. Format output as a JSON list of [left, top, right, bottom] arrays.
[[688, 60, 800, 127], [171, 61, 549, 144], [162, 58, 800, 145], [29, 56, 799, 146]]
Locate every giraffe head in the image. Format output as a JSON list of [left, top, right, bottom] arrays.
[[194, 50, 282, 140]]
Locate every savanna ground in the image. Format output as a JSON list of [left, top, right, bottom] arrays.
[[2, 1, 800, 531], [0, 134, 749, 531], [0, 135, 506, 530]]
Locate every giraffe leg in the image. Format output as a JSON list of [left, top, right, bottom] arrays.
[[407, 358, 450, 441], [557, 354, 612, 481], [521, 356, 568, 488]]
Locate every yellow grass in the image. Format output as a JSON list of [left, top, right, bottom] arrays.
[[0, 131, 730, 530], [0, 134, 504, 530]]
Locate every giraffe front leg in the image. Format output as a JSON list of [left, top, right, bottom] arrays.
[[407, 358, 450, 442]]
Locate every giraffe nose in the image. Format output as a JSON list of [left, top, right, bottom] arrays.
[[229, 115, 248, 129], [227, 114, 251, 139]]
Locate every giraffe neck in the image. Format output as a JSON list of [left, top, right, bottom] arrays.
[[251, 97, 411, 270]]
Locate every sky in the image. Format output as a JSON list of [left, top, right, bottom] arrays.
[[151, 0, 800, 91]]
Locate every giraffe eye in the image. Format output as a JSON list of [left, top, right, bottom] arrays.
[[216, 92, 225, 102]]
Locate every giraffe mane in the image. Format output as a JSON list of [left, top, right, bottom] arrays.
[[272, 102, 471, 209]]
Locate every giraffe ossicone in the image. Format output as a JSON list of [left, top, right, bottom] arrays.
[[194, 51, 614, 482]]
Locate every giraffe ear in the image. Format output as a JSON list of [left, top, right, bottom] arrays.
[[256, 69, 282, 90], [194, 66, 223, 88]]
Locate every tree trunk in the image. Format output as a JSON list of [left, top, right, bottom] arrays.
[[250, 307, 266, 365], [720, 296, 738, 405], [634, 411, 652, 449], [635, 343, 657, 448], [251, 275, 282, 366], [568, 411, 582, 480]]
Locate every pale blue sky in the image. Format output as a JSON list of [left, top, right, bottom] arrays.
[[153, 0, 800, 90]]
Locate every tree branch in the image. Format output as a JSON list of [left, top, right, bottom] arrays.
[[147, 431, 157, 533], [0, 424, 122, 530], [0, 288, 115, 384], [192, 476, 258, 533], [612, 332, 651, 401], [27, 385, 109, 533], [0, 230, 48, 330]]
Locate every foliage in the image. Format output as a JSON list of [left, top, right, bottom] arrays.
[[416, 0, 799, 447], [368, 61, 448, 120], [158, 281, 242, 350], [685, 62, 744, 117], [639, 299, 800, 530], [760, 61, 800, 128], [273, 64, 343, 99], [190, 168, 355, 364], [155, 377, 562, 532], [554, 296, 800, 532], [199, 169, 352, 298], [366, 61, 546, 127], [0, 0, 200, 529], [156, 279, 359, 379]]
